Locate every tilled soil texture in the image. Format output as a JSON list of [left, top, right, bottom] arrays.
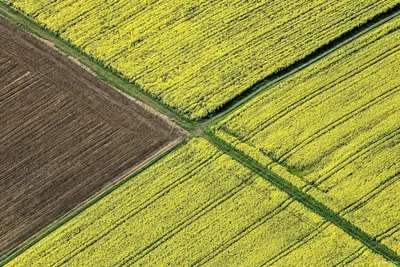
[[0, 17, 185, 255]]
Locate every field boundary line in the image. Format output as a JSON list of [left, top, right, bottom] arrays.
[[203, 130, 400, 265], [203, 4, 400, 127], [0, 140, 187, 266]]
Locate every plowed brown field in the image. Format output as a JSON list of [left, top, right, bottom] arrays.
[[0, 17, 185, 255]]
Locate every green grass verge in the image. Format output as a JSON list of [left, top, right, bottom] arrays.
[[204, 129, 400, 266], [202, 6, 400, 128]]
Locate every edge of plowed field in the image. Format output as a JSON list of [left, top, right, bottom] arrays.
[[0, 1, 197, 132], [0, 140, 187, 265]]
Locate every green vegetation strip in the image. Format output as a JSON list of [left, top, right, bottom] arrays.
[[203, 5, 400, 128], [0, 141, 187, 266], [204, 130, 400, 266]]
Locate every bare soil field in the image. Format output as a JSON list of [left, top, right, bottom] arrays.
[[0, 17, 185, 255]]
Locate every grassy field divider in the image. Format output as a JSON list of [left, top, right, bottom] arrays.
[[203, 130, 400, 266], [0, 140, 187, 266], [202, 4, 400, 128]]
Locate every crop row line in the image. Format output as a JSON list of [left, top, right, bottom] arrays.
[[261, 222, 330, 266], [115, 1, 245, 76], [242, 42, 400, 143], [55, 152, 222, 266], [340, 173, 399, 216], [314, 127, 400, 187], [278, 83, 400, 163], [333, 246, 366, 267], [120, 176, 257, 266], [192, 198, 294, 266], [377, 222, 400, 243]]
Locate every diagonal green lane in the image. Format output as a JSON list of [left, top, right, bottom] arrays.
[[203, 129, 400, 266], [2, 0, 400, 265]]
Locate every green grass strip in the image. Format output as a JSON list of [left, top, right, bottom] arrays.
[[203, 5, 400, 128], [204, 129, 400, 266]]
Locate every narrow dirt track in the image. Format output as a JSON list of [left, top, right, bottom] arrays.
[[0, 17, 185, 255]]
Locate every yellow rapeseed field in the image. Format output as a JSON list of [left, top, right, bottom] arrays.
[[215, 17, 400, 250], [6, 138, 379, 266], [7, 0, 400, 118]]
